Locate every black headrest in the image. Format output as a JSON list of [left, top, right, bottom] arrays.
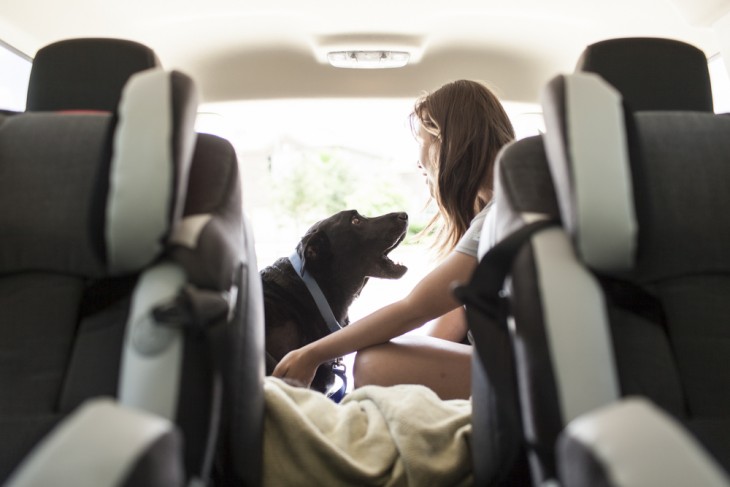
[[575, 37, 713, 112], [26, 38, 160, 112]]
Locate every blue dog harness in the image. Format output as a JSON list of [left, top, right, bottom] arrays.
[[288, 252, 348, 402]]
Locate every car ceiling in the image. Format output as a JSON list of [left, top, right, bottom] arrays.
[[2, 0, 730, 104]]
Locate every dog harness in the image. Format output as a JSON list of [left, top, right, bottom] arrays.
[[288, 252, 343, 334], [289, 252, 348, 402]]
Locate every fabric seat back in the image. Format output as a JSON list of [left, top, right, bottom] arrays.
[[6, 38, 266, 484], [0, 67, 197, 482], [466, 71, 730, 485]]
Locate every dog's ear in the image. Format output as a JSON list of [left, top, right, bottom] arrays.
[[298, 229, 331, 271]]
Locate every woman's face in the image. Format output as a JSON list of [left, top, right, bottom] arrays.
[[417, 123, 437, 193]]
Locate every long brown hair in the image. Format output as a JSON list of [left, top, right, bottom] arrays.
[[411, 79, 515, 256]]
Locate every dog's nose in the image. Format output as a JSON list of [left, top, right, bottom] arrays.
[[397, 212, 408, 221]]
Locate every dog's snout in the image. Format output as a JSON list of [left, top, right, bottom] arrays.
[[397, 212, 408, 221]]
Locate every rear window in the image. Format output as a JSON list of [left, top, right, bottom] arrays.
[[196, 98, 543, 322]]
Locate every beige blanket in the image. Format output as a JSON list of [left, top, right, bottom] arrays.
[[263, 377, 473, 486]]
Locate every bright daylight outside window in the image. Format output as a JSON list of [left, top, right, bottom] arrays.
[[0, 40, 31, 111], [196, 98, 544, 327], [709, 53, 730, 112], [197, 99, 432, 325]]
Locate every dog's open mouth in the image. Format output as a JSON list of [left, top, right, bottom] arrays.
[[379, 229, 408, 279]]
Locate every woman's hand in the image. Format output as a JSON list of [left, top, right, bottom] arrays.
[[272, 252, 477, 388], [272, 346, 322, 387]]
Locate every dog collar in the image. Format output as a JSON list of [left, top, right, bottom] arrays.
[[288, 252, 343, 334]]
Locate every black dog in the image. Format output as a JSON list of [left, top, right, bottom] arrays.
[[261, 209, 409, 393]]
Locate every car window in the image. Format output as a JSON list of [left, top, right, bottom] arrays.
[[196, 98, 544, 324], [709, 53, 730, 113], [0, 40, 31, 111]]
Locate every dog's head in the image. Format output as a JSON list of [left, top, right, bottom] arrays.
[[295, 209, 409, 285]]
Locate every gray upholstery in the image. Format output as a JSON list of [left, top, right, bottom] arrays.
[[2, 37, 264, 486], [107, 69, 198, 273], [627, 112, 730, 470], [175, 133, 264, 485], [0, 69, 200, 484], [469, 71, 730, 486], [632, 113, 730, 280], [5, 399, 184, 487], [558, 399, 729, 487], [481, 135, 560, 252], [171, 133, 244, 291], [26, 38, 160, 112], [576, 37, 713, 112], [496, 136, 559, 216], [0, 113, 111, 276], [542, 73, 637, 272]]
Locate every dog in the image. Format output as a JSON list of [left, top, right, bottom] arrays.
[[261, 209, 409, 393]]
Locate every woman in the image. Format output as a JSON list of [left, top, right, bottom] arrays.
[[273, 79, 515, 399]]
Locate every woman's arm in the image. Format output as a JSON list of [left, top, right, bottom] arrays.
[[272, 251, 477, 386], [423, 307, 468, 342]]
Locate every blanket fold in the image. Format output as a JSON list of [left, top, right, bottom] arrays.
[[263, 377, 473, 486]]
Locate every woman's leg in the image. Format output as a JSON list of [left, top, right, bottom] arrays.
[[422, 306, 469, 342], [353, 335, 472, 400]]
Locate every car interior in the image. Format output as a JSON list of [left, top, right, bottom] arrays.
[[1, 1, 730, 486]]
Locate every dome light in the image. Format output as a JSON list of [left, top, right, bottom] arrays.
[[327, 50, 410, 69]]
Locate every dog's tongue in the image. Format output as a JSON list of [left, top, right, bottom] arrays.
[[380, 253, 407, 279], [376, 243, 408, 279], [378, 229, 408, 278]]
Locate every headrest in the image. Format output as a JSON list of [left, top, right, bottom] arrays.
[[169, 133, 244, 291], [575, 37, 713, 112], [26, 38, 160, 112], [478, 136, 561, 258], [0, 69, 198, 277], [541, 73, 637, 272]]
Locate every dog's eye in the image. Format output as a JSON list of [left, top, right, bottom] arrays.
[[351, 216, 361, 225]]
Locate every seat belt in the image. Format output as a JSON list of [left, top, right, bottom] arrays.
[[595, 273, 667, 329], [153, 276, 238, 486], [454, 218, 559, 484], [455, 217, 669, 484]]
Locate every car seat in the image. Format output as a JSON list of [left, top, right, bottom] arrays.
[[464, 36, 721, 486], [459, 71, 730, 486], [1, 40, 264, 486], [575, 37, 714, 112], [34, 38, 265, 486]]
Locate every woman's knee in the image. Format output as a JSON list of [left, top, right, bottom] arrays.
[[352, 344, 391, 388]]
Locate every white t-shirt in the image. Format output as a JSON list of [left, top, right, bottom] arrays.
[[454, 203, 493, 258]]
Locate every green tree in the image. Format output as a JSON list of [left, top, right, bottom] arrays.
[[273, 148, 410, 230]]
